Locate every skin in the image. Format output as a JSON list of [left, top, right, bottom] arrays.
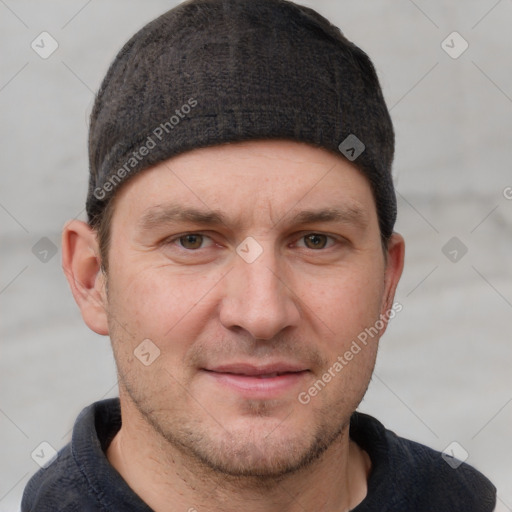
[[62, 139, 404, 512]]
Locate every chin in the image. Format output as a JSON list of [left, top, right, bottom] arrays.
[[170, 418, 346, 480]]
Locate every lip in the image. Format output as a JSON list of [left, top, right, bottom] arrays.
[[205, 362, 308, 376], [202, 362, 310, 398]]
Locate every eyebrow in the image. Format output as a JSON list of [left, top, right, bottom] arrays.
[[138, 203, 368, 231], [138, 205, 230, 231], [289, 207, 368, 229]]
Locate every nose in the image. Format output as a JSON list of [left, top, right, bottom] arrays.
[[218, 245, 301, 340]]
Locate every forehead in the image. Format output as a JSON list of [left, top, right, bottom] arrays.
[[111, 139, 378, 229]]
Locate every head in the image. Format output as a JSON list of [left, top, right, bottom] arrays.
[[63, 0, 404, 479]]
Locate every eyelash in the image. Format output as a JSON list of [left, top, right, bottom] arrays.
[[164, 232, 340, 251]]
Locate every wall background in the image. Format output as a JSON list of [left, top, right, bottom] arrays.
[[1, 0, 511, 509]]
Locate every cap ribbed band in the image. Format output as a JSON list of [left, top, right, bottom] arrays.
[[87, 0, 396, 238]]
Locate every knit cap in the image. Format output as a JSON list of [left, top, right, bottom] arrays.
[[87, 0, 396, 238]]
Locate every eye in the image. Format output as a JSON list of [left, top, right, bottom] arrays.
[[172, 233, 213, 250], [159, 232, 221, 264], [297, 233, 336, 250]]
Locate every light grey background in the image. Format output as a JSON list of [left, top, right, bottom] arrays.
[[1, 0, 511, 510]]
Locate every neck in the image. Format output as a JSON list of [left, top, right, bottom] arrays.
[[106, 396, 371, 512]]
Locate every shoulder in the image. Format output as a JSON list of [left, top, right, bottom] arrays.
[[21, 399, 121, 512], [21, 442, 91, 512], [350, 412, 497, 511]]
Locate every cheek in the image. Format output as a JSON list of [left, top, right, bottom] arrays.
[[299, 261, 385, 349], [107, 261, 225, 352], [298, 269, 383, 410]]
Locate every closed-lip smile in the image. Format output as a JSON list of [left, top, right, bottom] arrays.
[[202, 362, 310, 396]]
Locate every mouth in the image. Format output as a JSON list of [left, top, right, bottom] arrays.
[[201, 363, 310, 397]]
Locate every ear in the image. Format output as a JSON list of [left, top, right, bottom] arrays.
[[381, 232, 405, 319], [61, 220, 109, 335]]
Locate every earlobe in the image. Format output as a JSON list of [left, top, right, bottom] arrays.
[[61, 220, 109, 335]]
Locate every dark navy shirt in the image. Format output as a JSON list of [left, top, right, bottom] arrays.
[[21, 398, 496, 511]]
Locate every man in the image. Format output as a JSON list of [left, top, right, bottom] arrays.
[[22, 0, 496, 510]]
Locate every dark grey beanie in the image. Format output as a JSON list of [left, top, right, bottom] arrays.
[[87, 0, 396, 239]]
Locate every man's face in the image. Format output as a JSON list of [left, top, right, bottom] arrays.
[[103, 139, 401, 477]]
